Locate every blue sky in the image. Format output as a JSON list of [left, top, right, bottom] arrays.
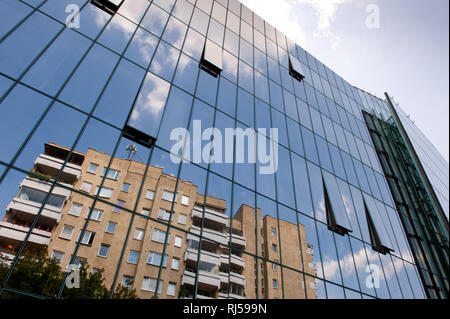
[[241, 0, 449, 162]]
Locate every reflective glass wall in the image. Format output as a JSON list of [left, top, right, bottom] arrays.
[[0, 0, 431, 299]]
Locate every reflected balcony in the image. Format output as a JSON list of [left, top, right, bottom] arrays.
[[189, 225, 228, 246], [184, 248, 221, 266], [228, 233, 246, 249], [34, 154, 82, 184], [218, 292, 246, 299], [219, 272, 246, 287], [220, 254, 245, 269], [21, 177, 72, 199], [7, 196, 62, 224], [191, 206, 228, 231], [181, 270, 221, 291], [0, 221, 51, 246]]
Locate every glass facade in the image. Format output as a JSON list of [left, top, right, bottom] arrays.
[[0, 0, 447, 299]]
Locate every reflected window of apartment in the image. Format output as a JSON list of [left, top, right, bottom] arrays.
[[91, 0, 125, 15], [172, 257, 180, 270], [112, 200, 125, 213], [273, 279, 278, 289], [77, 230, 95, 245], [174, 236, 183, 248], [70, 256, 86, 267], [122, 183, 130, 193], [147, 252, 168, 267], [167, 282, 176, 296], [272, 244, 277, 252], [152, 229, 170, 243], [122, 276, 134, 289], [161, 190, 177, 202], [273, 260, 278, 271], [200, 39, 223, 77], [271, 227, 276, 237], [142, 277, 163, 293], [158, 208, 174, 222], [69, 203, 83, 217], [181, 195, 190, 206], [145, 190, 155, 200], [60, 225, 74, 240], [51, 251, 64, 264], [95, 186, 113, 198], [87, 163, 99, 174], [106, 222, 117, 234], [92, 268, 100, 275], [134, 228, 145, 241], [98, 244, 110, 257], [141, 208, 150, 217], [127, 250, 139, 264], [288, 55, 305, 82], [86, 208, 103, 221], [80, 181, 92, 193], [101, 167, 120, 180], [178, 214, 187, 225]]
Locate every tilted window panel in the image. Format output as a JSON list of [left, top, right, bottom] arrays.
[[288, 55, 305, 82], [90, 0, 124, 15], [363, 193, 395, 254], [199, 39, 223, 77], [322, 171, 353, 235]]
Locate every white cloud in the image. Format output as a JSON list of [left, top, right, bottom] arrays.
[[242, 0, 351, 49]]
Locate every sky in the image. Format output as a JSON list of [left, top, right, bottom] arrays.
[[240, 0, 450, 162]]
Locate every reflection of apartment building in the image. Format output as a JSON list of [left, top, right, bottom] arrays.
[[0, 143, 315, 299]]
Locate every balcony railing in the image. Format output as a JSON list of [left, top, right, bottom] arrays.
[[189, 225, 228, 246], [184, 248, 221, 266], [219, 272, 246, 287], [7, 197, 62, 223], [182, 270, 221, 290], [0, 221, 51, 246], [34, 154, 81, 184], [220, 253, 245, 269]]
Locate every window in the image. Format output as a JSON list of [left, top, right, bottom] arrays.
[[80, 181, 92, 193], [101, 167, 120, 180], [271, 227, 276, 237], [171, 257, 180, 271], [92, 268, 100, 274], [134, 228, 145, 241], [128, 250, 139, 264], [122, 276, 134, 289], [145, 190, 155, 200], [181, 195, 190, 206], [200, 39, 223, 77], [122, 183, 130, 193], [60, 225, 74, 240], [113, 200, 125, 213], [70, 256, 86, 267], [288, 55, 305, 82], [161, 190, 177, 202], [142, 277, 163, 293], [147, 252, 168, 267], [167, 282, 176, 296], [363, 195, 394, 254], [86, 208, 103, 221], [141, 209, 150, 217], [158, 208, 174, 221], [174, 236, 183, 248], [178, 214, 187, 225], [106, 222, 117, 234], [98, 244, 109, 257], [77, 230, 95, 245], [273, 279, 278, 289], [69, 203, 83, 217], [91, 0, 125, 15], [152, 229, 170, 243], [272, 244, 277, 252], [273, 260, 278, 271], [322, 171, 353, 235], [87, 163, 99, 174], [18, 187, 65, 208], [51, 251, 64, 263], [95, 186, 113, 198]]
